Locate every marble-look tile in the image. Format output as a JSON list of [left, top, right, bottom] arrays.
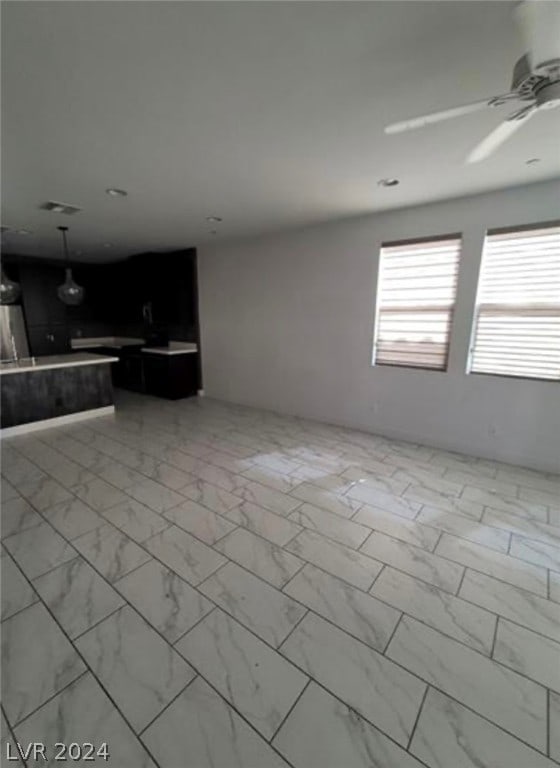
[[241, 465, 303, 494], [350, 489, 422, 520], [177, 609, 307, 739], [1, 549, 38, 620], [460, 569, 560, 642], [17, 476, 73, 511], [1, 603, 86, 724], [362, 532, 463, 593], [404, 485, 485, 520], [281, 612, 426, 746], [483, 507, 560, 548], [73, 523, 151, 583], [190, 462, 248, 494], [510, 534, 560, 572], [3, 522, 77, 579], [100, 498, 169, 543], [1, 455, 46, 487], [234, 480, 301, 516], [1, 497, 43, 539], [289, 503, 369, 548], [273, 682, 425, 768], [355, 505, 440, 551], [493, 618, 560, 693], [164, 499, 236, 544], [39, 458, 96, 490], [142, 676, 289, 768], [71, 478, 128, 512], [216, 528, 303, 588], [252, 452, 302, 476], [33, 556, 124, 639], [144, 524, 225, 585], [436, 534, 547, 596], [286, 529, 382, 590], [444, 469, 518, 496], [393, 468, 464, 499], [115, 559, 213, 643], [550, 508, 560, 527], [551, 692, 560, 764], [41, 497, 105, 541], [199, 562, 306, 647], [387, 616, 547, 751], [289, 482, 361, 519], [228, 501, 302, 546], [15, 673, 156, 767], [416, 506, 510, 552], [76, 605, 195, 732], [344, 473, 409, 503], [550, 570, 560, 604], [462, 485, 548, 522], [127, 478, 186, 514], [518, 484, 560, 509], [1, 476, 19, 502], [1, 709, 23, 767], [410, 687, 556, 768], [95, 461, 146, 490], [284, 564, 399, 651], [371, 568, 496, 655], [181, 479, 243, 515], [150, 462, 193, 491]]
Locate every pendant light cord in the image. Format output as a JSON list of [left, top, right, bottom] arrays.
[[58, 225, 70, 265]]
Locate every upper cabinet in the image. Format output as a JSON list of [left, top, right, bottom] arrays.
[[20, 263, 67, 326]]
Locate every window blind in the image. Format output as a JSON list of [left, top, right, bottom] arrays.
[[373, 235, 462, 370], [470, 223, 560, 381]]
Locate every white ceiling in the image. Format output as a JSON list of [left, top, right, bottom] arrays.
[[2, 0, 559, 262]]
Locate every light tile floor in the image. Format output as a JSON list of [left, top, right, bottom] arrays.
[[1, 391, 559, 768]]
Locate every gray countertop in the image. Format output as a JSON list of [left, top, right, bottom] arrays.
[[0, 352, 119, 375]]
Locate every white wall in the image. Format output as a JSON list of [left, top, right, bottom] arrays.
[[198, 180, 560, 472]]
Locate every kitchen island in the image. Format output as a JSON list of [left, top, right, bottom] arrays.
[[0, 352, 118, 436]]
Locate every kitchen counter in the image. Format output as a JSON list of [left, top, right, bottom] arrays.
[[71, 336, 144, 350], [141, 342, 198, 356], [0, 352, 119, 375], [1, 353, 118, 436]]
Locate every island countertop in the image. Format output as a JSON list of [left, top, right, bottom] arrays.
[[0, 352, 119, 376]]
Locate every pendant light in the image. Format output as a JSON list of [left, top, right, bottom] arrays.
[[0, 267, 21, 304], [57, 226, 84, 305], [0, 229, 22, 304]]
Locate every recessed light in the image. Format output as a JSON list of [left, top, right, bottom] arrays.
[[16, 229, 32, 235], [106, 188, 128, 197], [525, 158, 540, 165], [206, 216, 223, 223], [378, 178, 400, 187]]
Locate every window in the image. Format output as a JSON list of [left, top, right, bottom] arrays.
[[373, 234, 462, 370], [469, 222, 560, 381]]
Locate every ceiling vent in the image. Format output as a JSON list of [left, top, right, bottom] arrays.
[[40, 200, 82, 215]]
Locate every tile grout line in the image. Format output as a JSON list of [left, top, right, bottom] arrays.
[[405, 683, 430, 752]]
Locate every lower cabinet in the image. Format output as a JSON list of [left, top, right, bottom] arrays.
[[142, 353, 198, 400]]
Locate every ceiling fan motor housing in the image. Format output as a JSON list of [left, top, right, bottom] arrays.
[[514, 1, 560, 75]]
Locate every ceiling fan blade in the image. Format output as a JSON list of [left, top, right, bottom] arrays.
[[384, 95, 516, 134], [467, 106, 537, 164]]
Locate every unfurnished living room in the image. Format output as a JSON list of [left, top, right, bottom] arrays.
[[1, 1, 559, 767]]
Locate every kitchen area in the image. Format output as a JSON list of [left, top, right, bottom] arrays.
[[0, 244, 201, 435]]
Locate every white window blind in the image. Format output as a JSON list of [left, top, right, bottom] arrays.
[[470, 223, 560, 381], [373, 235, 462, 370]]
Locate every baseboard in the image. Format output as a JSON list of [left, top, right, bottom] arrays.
[[0, 405, 115, 438]]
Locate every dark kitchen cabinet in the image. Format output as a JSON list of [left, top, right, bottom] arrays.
[[27, 324, 70, 356], [143, 353, 198, 400], [20, 264, 67, 327]]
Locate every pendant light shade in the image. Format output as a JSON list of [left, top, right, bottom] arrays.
[[57, 226, 84, 306], [0, 267, 21, 304]]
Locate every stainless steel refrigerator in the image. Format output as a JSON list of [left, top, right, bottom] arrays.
[[0, 305, 30, 361]]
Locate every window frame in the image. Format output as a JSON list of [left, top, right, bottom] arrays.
[[467, 219, 560, 382], [372, 232, 462, 372]]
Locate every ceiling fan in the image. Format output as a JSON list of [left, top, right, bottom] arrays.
[[384, 1, 560, 163]]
